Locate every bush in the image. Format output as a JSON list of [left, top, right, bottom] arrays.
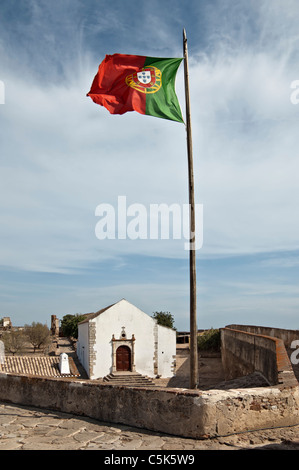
[[152, 311, 176, 330], [197, 328, 221, 352]]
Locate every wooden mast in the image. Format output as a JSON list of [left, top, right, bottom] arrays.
[[183, 28, 198, 389]]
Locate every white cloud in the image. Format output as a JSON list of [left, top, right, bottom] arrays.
[[1, 0, 299, 342], [187, 19, 299, 257], [2, 3, 299, 275], [2, 0, 299, 332], [1, 64, 191, 273]]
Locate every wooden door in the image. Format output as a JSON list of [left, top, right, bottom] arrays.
[[116, 345, 131, 371]]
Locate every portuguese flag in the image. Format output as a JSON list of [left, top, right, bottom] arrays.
[[87, 54, 184, 123]]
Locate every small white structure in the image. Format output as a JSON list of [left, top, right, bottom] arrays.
[[0, 340, 4, 365], [59, 353, 70, 375], [2, 317, 12, 329], [77, 299, 176, 380]]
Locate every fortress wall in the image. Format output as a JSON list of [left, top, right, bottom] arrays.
[[0, 370, 299, 439], [0, 324, 298, 439], [221, 326, 298, 387], [225, 325, 299, 349]]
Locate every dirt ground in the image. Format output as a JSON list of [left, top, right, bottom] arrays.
[[152, 345, 269, 390], [152, 346, 225, 389]]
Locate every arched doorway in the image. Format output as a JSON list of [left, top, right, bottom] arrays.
[[116, 345, 131, 371]]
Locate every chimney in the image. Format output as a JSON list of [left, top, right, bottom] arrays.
[[59, 353, 70, 375]]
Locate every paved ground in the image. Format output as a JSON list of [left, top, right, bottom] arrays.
[[1, 401, 299, 451]]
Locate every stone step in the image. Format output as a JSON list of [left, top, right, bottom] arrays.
[[103, 372, 156, 387]]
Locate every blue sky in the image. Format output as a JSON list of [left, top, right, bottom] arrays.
[[1, 0, 299, 331]]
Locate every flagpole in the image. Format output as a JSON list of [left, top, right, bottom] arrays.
[[183, 28, 198, 389]]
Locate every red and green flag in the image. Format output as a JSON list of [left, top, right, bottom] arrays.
[[87, 54, 184, 123]]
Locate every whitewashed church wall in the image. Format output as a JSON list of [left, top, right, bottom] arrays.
[[157, 325, 176, 377], [77, 321, 89, 376], [77, 300, 176, 380], [134, 318, 156, 378], [90, 314, 110, 379], [91, 300, 156, 379]]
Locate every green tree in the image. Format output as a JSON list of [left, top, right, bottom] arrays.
[[61, 314, 85, 339], [152, 311, 176, 329], [1, 330, 26, 356], [24, 322, 50, 352]]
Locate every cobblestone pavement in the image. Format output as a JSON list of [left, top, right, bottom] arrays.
[[1, 402, 299, 451]]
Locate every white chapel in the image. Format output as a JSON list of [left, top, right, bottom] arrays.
[[77, 299, 176, 380]]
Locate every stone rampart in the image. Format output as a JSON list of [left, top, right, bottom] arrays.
[[1, 371, 299, 439], [0, 324, 298, 439], [221, 325, 299, 387], [226, 324, 299, 349]]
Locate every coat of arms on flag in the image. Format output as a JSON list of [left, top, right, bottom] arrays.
[[125, 66, 162, 94], [138, 70, 152, 84]]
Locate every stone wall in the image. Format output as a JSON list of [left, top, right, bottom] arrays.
[[226, 325, 299, 349], [221, 326, 298, 387], [88, 322, 97, 379], [0, 324, 298, 439], [1, 371, 299, 439]]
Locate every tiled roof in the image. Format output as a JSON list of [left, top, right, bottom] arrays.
[[0, 356, 80, 378], [78, 302, 116, 324]]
